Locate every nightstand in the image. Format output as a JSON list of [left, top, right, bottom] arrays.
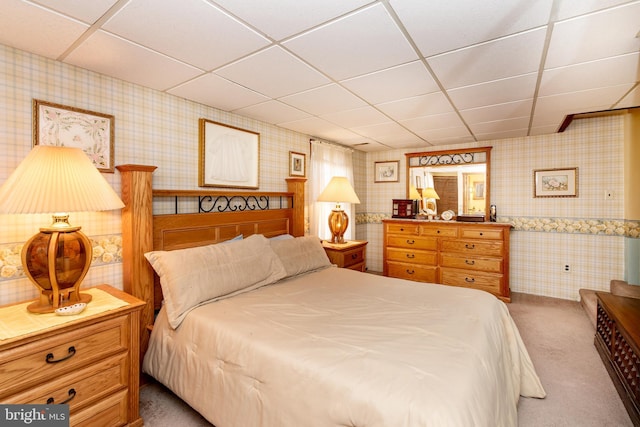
[[0, 285, 145, 427], [322, 240, 368, 272]]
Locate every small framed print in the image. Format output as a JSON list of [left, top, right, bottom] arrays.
[[33, 99, 115, 172], [375, 160, 399, 182], [289, 151, 306, 177], [533, 167, 578, 198]]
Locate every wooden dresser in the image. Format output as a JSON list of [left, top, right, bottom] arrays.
[[595, 292, 640, 425], [322, 240, 367, 272], [383, 219, 511, 301], [0, 285, 145, 427]]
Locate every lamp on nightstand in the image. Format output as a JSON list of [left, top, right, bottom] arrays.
[[317, 176, 360, 244], [0, 146, 125, 313]]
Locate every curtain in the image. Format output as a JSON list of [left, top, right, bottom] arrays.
[[309, 140, 356, 241]]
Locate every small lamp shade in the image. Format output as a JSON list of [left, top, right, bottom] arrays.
[[409, 185, 422, 200], [0, 146, 125, 313], [422, 187, 440, 200], [317, 176, 360, 244], [422, 187, 440, 216]]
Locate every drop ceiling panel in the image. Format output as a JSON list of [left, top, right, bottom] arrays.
[[428, 28, 547, 89], [448, 74, 538, 110], [320, 106, 391, 128], [554, 0, 634, 20], [414, 125, 472, 143], [210, 0, 373, 40], [540, 53, 640, 96], [545, 2, 640, 69], [0, 0, 88, 59], [280, 84, 367, 116], [31, 0, 118, 23], [168, 73, 269, 111], [341, 61, 439, 105], [391, 0, 553, 57], [460, 100, 534, 124], [469, 117, 531, 134], [233, 100, 311, 125], [617, 85, 640, 108], [103, 0, 270, 71], [351, 121, 423, 146], [376, 92, 453, 121], [400, 112, 466, 134], [283, 3, 417, 80], [216, 47, 330, 98], [65, 30, 202, 91]]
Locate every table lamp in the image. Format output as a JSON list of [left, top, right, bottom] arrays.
[[0, 145, 125, 313], [317, 176, 360, 244]]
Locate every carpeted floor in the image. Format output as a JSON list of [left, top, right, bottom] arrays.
[[139, 292, 632, 426]]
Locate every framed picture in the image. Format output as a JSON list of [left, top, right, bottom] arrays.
[[533, 167, 578, 198], [374, 160, 399, 183], [289, 151, 306, 177], [33, 99, 115, 172], [199, 118, 260, 189]]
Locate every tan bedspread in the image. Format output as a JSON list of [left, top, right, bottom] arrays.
[[143, 267, 545, 427]]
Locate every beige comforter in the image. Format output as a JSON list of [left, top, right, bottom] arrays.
[[143, 267, 545, 427]]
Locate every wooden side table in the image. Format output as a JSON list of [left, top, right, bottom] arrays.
[[322, 240, 367, 272], [0, 285, 145, 427]]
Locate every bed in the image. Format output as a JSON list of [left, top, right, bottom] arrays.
[[117, 165, 545, 427]]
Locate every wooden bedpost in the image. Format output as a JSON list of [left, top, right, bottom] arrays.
[[286, 178, 306, 237], [117, 164, 157, 362]]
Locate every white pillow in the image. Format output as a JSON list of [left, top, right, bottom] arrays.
[[145, 234, 286, 328], [270, 235, 331, 278]]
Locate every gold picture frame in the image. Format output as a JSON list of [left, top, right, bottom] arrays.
[[533, 167, 578, 198], [33, 99, 115, 172], [199, 118, 260, 189], [289, 151, 306, 177]]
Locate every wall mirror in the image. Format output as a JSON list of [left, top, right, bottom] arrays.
[[405, 146, 492, 220]]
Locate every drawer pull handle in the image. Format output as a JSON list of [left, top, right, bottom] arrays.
[[465, 244, 475, 249], [406, 269, 415, 275], [406, 254, 415, 259], [47, 388, 76, 405], [465, 277, 475, 283], [437, 230, 440, 234], [479, 232, 484, 236], [406, 239, 415, 244], [46, 346, 76, 363], [465, 259, 475, 265], [351, 254, 358, 259]]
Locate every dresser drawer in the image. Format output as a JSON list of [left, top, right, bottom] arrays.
[[387, 262, 437, 283], [3, 353, 126, 410], [386, 223, 419, 235], [387, 248, 437, 265], [72, 388, 129, 427], [441, 239, 503, 257], [387, 235, 437, 251], [441, 268, 503, 294], [440, 254, 503, 273], [460, 228, 504, 240], [342, 247, 365, 268], [420, 225, 458, 238], [0, 317, 128, 399]]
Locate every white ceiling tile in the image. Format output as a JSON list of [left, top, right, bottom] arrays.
[[540, 53, 640, 96], [0, 0, 88, 59], [351, 122, 424, 145], [210, 0, 372, 40], [168, 73, 269, 111], [460, 100, 534, 124], [283, 3, 417, 80], [448, 74, 538, 110], [65, 30, 202, 91], [475, 128, 529, 141], [216, 46, 330, 98], [31, 0, 118, 23], [529, 124, 563, 135], [413, 125, 472, 143], [400, 112, 466, 133], [321, 106, 390, 128], [280, 84, 367, 116], [555, 0, 637, 22], [233, 100, 311, 124], [468, 117, 531, 134], [278, 116, 346, 137], [103, 0, 270, 70], [545, 2, 640, 68], [615, 84, 640, 109], [341, 61, 439, 105], [428, 28, 547, 89], [391, 0, 554, 57], [376, 92, 453, 121]]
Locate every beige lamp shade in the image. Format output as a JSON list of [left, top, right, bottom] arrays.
[[422, 187, 440, 200], [317, 176, 361, 204], [409, 185, 422, 200], [317, 176, 360, 244], [0, 145, 125, 313]]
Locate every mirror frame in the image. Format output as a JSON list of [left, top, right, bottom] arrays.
[[405, 146, 492, 221]]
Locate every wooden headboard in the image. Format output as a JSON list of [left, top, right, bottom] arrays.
[[116, 165, 306, 358]]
